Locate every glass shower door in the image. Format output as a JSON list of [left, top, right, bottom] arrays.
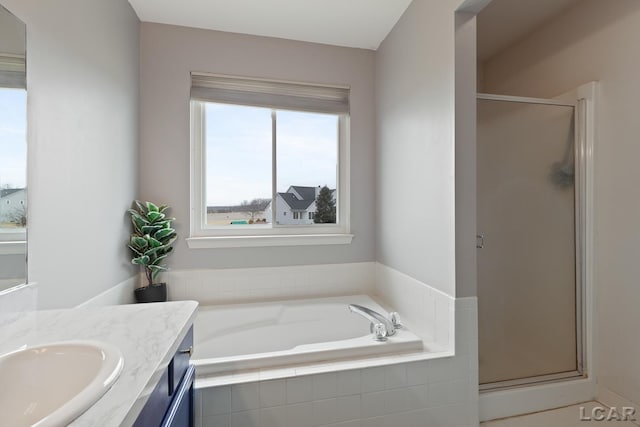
[[477, 96, 582, 389]]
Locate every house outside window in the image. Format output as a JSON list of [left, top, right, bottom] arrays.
[[188, 73, 352, 248], [263, 186, 335, 225]]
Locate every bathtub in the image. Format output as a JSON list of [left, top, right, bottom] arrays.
[[192, 295, 423, 377]]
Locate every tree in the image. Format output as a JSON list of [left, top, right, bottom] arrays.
[[314, 186, 336, 224], [240, 198, 270, 221], [7, 204, 27, 227]]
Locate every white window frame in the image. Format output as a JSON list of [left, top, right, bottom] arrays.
[[0, 232, 26, 254], [187, 78, 352, 249]]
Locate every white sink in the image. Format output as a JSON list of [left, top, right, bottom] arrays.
[[0, 341, 124, 427]]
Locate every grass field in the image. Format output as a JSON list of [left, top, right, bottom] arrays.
[[206, 211, 269, 225]]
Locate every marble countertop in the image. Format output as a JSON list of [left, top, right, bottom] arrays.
[[1, 300, 198, 427]]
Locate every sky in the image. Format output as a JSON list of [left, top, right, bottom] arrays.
[[205, 103, 338, 206], [0, 88, 27, 189]]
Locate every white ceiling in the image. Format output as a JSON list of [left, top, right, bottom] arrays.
[[127, 0, 413, 50], [477, 0, 581, 61]]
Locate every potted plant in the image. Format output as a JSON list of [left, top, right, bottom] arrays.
[[127, 201, 176, 303]]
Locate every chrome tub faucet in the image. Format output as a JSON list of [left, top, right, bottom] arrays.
[[348, 304, 401, 341]]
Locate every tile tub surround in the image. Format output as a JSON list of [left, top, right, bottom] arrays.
[[0, 300, 198, 427], [189, 263, 458, 385], [165, 262, 376, 305], [195, 299, 479, 427], [166, 262, 478, 425], [193, 295, 425, 377], [165, 262, 455, 351], [374, 263, 456, 350]]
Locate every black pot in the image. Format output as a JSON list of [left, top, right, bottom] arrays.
[[135, 283, 167, 303]]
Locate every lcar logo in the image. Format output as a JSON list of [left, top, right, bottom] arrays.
[[579, 406, 636, 422]]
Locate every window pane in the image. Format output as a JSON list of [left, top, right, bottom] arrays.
[[0, 88, 27, 231], [205, 103, 272, 226], [275, 110, 338, 225]]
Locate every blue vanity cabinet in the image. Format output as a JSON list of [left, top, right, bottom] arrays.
[[161, 365, 195, 427], [134, 327, 194, 427]]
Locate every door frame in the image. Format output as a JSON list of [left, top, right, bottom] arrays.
[[476, 90, 592, 393]]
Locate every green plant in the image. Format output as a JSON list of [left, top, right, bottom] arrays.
[[314, 186, 336, 224], [127, 201, 176, 287]]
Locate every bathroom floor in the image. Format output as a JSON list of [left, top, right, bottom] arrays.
[[481, 401, 638, 426]]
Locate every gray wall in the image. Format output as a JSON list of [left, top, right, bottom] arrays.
[[454, 11, 478, 299], [1, 0, 140, 308], [375, 0, 463, 297], [139, 23, 375, 270], [0, 5, 24, 55]]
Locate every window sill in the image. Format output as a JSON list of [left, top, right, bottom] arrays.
[[0, 241, 26, 255], [186, 234, 354, 249]]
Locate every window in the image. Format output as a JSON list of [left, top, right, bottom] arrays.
[[189, 74, 352, 248], [0, 86, 27, 243]]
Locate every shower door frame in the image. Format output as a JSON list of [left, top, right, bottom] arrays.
[[477, 93, 589, 392]]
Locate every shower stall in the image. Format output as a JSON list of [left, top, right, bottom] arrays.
[[477, 93, 588, 391]]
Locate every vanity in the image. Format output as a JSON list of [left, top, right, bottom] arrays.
[[133, 325, 195, 427], [0, 298, 198, 426]]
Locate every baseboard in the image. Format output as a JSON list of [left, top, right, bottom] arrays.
[[598, 386, 640, 426], [480, 377, 596, 422]]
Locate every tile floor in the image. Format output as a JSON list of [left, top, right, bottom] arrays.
[[481, 401, 639, 426]]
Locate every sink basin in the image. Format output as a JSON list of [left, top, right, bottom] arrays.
[[0, 341, 124, 427]]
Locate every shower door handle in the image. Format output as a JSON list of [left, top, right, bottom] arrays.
[[476, 234, 484, 249]]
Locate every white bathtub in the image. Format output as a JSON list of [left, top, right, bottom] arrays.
[[192, 295, 423, 376]]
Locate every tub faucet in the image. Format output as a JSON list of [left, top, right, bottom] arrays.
[[348, 304, 397, 341]]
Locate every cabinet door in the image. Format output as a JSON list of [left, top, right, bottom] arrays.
[[170, 328, 193, 395], [162, 365, 195, 427], [133, 369, 171, 427]]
